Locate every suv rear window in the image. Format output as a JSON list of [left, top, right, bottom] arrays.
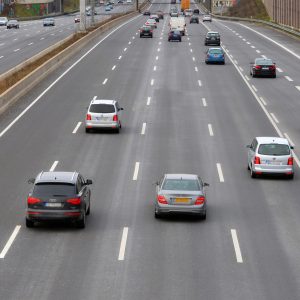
[[33, 183, 76, 196], [258, 144, 290, 156], [162, 179, 200, 191], [89, 104, 115, 113]]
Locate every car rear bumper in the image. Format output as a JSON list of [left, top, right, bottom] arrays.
[[85, 121, 119, 129], [205, 40, 220, 45], [155, 204, 206, 215], [254, 71, 276, 76], [206, 58, 224, 63], [26, 209, 83, 221], [253, 165, 294, 174]]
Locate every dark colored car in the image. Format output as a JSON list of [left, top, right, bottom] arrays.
[[156, 10, 164, 19], [168, 30, 181, 42], [193, 8, 200, 14], [171, 0, 176, 3], [74, 15, 80, 23], [140, 25, 153, 38], [250, 58, 276, 78], [143, 10, 151, 16], [190, 15, 199, 23], [150, 14, 159, 22], [7, 20, 19, 29], [26, 171, 92, 228], [205, 31, 220, 46]]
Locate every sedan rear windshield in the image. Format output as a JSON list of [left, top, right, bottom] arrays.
[[255, 59, 273, 65], [207, 33, 219, 36], [89, 104, 115, 113], [162, 179, 200, 191], [209, 49, 223, 54], [258, 144, 290, 156], [33, 183, 76, 196]]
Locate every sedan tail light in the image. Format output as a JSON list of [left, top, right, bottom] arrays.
[[27, 197, 41, 205], [157, 195, 168, 204], [195, 196, 205, 205], [288, 157, 293, 165], [269, 65, 276, 70], [254, 156, 261, 164], [67, 198, 81, 205], [113, 114, 118, 122], [255, 65, 262, 70], [86, 114, 91, 120]]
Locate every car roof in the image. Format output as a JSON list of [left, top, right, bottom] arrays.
[[208, 47, 223, 50], [256, 137, 289, 145], [207, 31, 219, 34], [90, 99, 116, 105], [164, 174, 199, 180], [35, 171, 78, 184]]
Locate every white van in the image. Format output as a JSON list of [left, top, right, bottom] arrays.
[[169, 17, 186, 35]]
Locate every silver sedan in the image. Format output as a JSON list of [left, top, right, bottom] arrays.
[[154, 174, 209, 219]]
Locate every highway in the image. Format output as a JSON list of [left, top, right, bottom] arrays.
[[0, 0, 300, 299]]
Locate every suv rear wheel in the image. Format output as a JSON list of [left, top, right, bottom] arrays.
[[26, 218, 34, 228], [76, 212, 86, 229]]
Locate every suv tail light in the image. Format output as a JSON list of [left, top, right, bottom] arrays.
[[67, 198, 81, 205], [86, 114, 91, 120], [27, 197, 41, 205], [254, 156, 261, 164], [288, 157, 293, 165], [113, 114, 118, 122], [157, 195, 168, 204], [195, 196, 205, 205]]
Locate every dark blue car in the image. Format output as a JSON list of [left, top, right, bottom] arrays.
[[205, 47, 225, 64], [168, 30, 182, 42]]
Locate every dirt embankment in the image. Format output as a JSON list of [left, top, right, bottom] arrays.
[[227, 0, 270, 20]]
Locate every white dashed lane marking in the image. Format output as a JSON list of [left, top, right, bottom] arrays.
[[231, 229, 243, 263], [72, 122, 82, 134], [141, 122, 146, 135], [133, 162, 140, 181], [151, 79, 154, 86], [208, 124, 214, 136], [118, 55, 122, 60], [285, 76, 293, 82], [251, 85, 257, 92], [0, 226, 21, 259], [202, 98, 207, 107], [198, 80, 202, 87], [49, 160, 59, 171], [259, 97, 267, 106], [147, 97, 151, 106], [216, 163, 224, 182], [270, 113, 279, 124], [112, 65, 116, 70], [102, 78, 108, 85], [118, 227, 128, 261]]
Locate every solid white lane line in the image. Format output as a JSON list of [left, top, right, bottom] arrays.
[[245, 75, 250, 81], [252, 85, 258, 92], [277, 67, 283, 73], [147, 97, 151, 106], [124, 48, 127, 52], [156, 56, 159, 60], [216, 163, 224, 182], [141, 122, 146, 135], [195, 66, 198, 72], [231, 229, 243, 263], [284, 133, 295, 147], [0, 226, 21, 259], [102, 78, 108, 85], [208, 124, 214, 136], [151, 79, 154, 86], [285, 76, 293, 82], [234, 60, 238, 65], [192, 57, 195, 61], [239, 66, 244, 72], [112, 65, 116, 70], [229, 54, 233, 58], [270, 113, 279, 124], [72, 122, 82, 134], [133, 162, 140, 181], [296, 86, 300, 92], [49, 161, 59, 171], [202, 98, 207, 107], [198, 80, 202, 87], [153, 66, 157, 71], [118, 227, 128, 261], [118, 55, 122, 60], [259, 97, 267, 106]]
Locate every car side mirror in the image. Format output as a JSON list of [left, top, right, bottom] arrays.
[[246, 145, 251, 148], [120, 107, 124, 111], [152, 181, 159, 186], [291, 146, 294, 150], [86, 179, 93, 185], [204, 182, 209, 187], [28, 178, 35, 184]]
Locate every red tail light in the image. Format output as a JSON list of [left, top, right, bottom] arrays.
[[255, 65, 262, 70], [195, 196, 205, 205], [269, 65, 276, 70], [86, 114, 91, 120], [67, 198, 81, 205], [113, 114, 118, 122], [288, 157, 293, 165], [157, 195, 168, 204], [254, 156, 261, 164], [27, 197, 41, 205]]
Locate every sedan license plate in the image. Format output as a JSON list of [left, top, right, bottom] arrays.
[[174, 198, 190, 204], [264, 160, 281, 165], [262, 67, 269, 70], [45, 203, 62, 208]]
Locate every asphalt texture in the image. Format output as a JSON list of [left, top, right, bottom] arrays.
[[0, 1, 300, 299]]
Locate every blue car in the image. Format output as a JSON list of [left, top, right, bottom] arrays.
[[168, 30, 182, 42], [205, 47, 225, 64]]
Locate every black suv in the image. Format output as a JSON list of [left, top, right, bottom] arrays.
[[205, 31, 220, 46], [26, 171, 92, 228], [140, 25, 153, 38]]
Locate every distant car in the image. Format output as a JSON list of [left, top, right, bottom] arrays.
[[205, 47, 225, 64], [140, 25, 153, 38], [247, 137, 294, 179], [184, 9, 193, 17], [150, 14, 159, 22], [105, 5, 111, 11], [168, 30, 181, 42], [26, 171, 93, 228], [250, 58, 276, 78], [156, 10, 164, 19], [143, 10, 151, 16], [117, 0, 123, 3], [43, 18, 55, 26], [170, 11, 178, 17], [7, 19, 19, 29], [193, 8, 200, 14], [170, 0, 176, 3], [190, 15, 199, 23], [85, 99, 123, 133], [74, 15, 80, 23], [154, 174, 209, 219], [145, 18, 157, 29], [126, 0, 132, 3], [99, 0, 105, 4], [203, 14, 212, 22], [0, 17, 8, 26], [205, 31, 220, 45]]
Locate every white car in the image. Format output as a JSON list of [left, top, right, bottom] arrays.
[[145, 18, 157, 29], [203, 14, 212, 22], [0, 17, 8, 26], [126, 0, 132, 3]]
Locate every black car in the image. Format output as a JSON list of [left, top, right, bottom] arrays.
[[140, 25, 153, 38], [205, 31, 220, 46], [168, 30, 181, 42], [26, 171, 92, 228], [143, 10, 151, 16], [7, 20, 19, 29], [250, 58, 276, 78], [193, 8, 200, 14], [190, 15, 199, 23]]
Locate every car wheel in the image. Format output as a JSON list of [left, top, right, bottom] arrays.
[[26, 218, 34, 228], [287, 174, 294, 180], [250, 166, 256, 178], [76, 212, 86, 229], [154, 209, 161, 219], [247, 163, 250, 170], [201, 211, 206, 220], [115, 127, 120, 134], [85, 128, 90, 133], [86, 202, 90, 215], [252, 72, 256, 78], [273, 74, 276, 78]]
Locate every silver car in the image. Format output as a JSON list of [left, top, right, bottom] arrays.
[[43, 17, 55, 26], [0, 17, 8, 26], [247, 137, 294, 179], [154, 174, 209, 219], [203, 14, 212, 22], [85, 99, 123, 133]]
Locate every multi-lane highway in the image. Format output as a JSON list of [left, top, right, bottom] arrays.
[[0, 0, 300, 299]]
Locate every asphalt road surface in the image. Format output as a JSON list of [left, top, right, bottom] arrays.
[[0, 1, 300, 299]]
